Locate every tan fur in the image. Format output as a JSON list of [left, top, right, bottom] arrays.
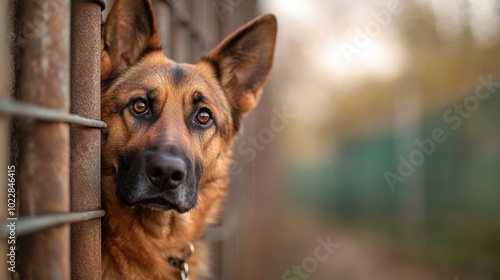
[[100, 1, 276, 279]]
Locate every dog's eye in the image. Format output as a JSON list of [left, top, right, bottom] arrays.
[[195, 109, 212, 125], [132, 99, 148, 115]]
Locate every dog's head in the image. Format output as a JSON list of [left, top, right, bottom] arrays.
[[100, 0, 276, 213]]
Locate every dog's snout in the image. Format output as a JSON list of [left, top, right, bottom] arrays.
[[146, 155, 187, 189]]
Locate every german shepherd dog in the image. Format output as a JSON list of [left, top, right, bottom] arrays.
[[100, 0, 276, 278]]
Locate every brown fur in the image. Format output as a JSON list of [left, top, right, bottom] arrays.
[[100, 0, 277, 279]]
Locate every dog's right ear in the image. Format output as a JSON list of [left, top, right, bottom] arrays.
[[203, 14, 277, 126], [101, 0, 161, 81]]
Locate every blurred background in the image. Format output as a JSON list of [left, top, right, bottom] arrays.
[[211, 0, 500, 280]]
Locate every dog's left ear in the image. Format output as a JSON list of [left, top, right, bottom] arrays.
[[204, 14, 277, 121]]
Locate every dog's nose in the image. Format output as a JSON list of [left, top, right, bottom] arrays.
[[146, 155, 187, 189]]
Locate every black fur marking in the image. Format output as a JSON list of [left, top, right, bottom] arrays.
[[231, 109, 241, 132], [102, 130, 109, 143], [172, 64, 185, 86], [116, 149, 139, 205], [193, 92, 205, 104], [201, 56, 222, 81]]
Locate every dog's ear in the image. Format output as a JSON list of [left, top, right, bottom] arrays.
[[101, 0, 161, 80], [204, 14, 277, 121]]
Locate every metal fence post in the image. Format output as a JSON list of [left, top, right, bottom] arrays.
[[70, 0, 105, 279], [17, 0, 71, 279], [0, 0, 12, 278]]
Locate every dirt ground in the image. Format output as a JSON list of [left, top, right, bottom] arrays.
[[302, 231, 491, 280]]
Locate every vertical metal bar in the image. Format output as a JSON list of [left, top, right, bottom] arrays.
[[189, 2, 202, 60], [17, 0, 71, 279], [70, 1, 103, 279], [0, 0, 11, 279], [201, 1, 217, 52], [171, 1, 190, 62], [153, 0, 173, 58]]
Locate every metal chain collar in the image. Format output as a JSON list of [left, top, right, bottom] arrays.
[[166, 243, 195, 280]]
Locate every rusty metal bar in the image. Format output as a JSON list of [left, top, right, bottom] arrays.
[[171, 17, 191, 62], [70, 0, 104, 279], [0, 210, 106, 238], [153, 0, 173, 57], [0, 0, 11, 278], [17, 0, 71, 279], [160, 0, 206, 62], [0, 101, 106, 128]]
